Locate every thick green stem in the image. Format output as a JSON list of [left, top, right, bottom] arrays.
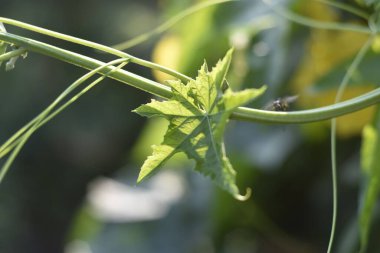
[[232, 88, 380, 123], [0, 47, 27, 62], [0, 32, 173, 98], [0, 17, 191, 83], [1, 31, 380, 124]]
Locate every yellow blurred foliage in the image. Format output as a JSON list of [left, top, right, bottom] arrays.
[[371, 34, 380, 52], [151, 34, 182, 83], [298, 0, 339, 21], [151, 1, 377, 137], [152, 0, 220, 83], [292, 1, 374, 137]]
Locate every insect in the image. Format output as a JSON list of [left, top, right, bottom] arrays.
[[263, 95, 298, 111]]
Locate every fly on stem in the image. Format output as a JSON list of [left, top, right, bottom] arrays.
[[263, 95, 298, 111]]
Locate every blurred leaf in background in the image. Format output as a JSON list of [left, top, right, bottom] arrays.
[[359, 106, 380, 252], [290, 0, 376, 138]]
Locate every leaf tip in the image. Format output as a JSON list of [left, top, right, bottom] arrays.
[[226, 47, 234, 58], [234, 187, 252, 201], [259, 84, 268, 92], [136, 170, 149, 184]]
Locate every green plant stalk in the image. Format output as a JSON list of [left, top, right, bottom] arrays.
[[1, 31, 380, 125], [232, 88, 380, 123], [112, 0, 236, 50], [0, 17, 191, 83], [0, 47, 27, 62], [0, 32, 173, 98], [0, 58, 129, 181]]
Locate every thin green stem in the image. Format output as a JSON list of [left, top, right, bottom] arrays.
[[232, 88, 380, 123], [327, 34, 376, 253], [335, 37, 375, 104], [0, 47, 27, 62], [0, 58, 129, 181], [1, 31, 380, 125], [113, 0, 236, 50], [315, 0, 370, 20], [0, 17, 191, 83], [261, 0, 371, 34], [1, 61, 129, 159], [328, 131, 338, 253], [0, 57, 129, 156]]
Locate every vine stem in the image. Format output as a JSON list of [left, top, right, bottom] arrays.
[[327, 33, 376, 253], [0, 32, 173, 98], [0, 17, 191, 83], [0, 57, 129, 158], [0, 47, 27, 62], [1, 31, 380, 125]]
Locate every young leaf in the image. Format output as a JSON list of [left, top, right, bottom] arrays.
[[133, 49, 266, 200]]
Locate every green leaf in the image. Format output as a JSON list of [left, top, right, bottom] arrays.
[[359, 105, 380, 252], [133, 49, 265, 200]]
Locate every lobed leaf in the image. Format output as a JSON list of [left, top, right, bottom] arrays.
[[134, 49, 266, 200]]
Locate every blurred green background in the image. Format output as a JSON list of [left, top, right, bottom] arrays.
[[1, 0, 380, 252]]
